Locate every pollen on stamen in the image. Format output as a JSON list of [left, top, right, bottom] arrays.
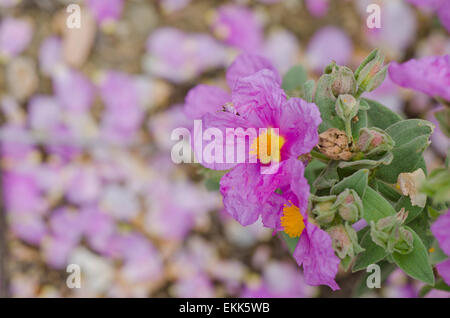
[[280, 202, 305, 238], [249, 129, 285, 164]]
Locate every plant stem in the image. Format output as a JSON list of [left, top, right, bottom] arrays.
[[310, 150, 329, 162]]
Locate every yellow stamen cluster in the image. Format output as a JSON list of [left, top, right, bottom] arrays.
[[280, 203, 305, 238], [249, 129, 285, 164]]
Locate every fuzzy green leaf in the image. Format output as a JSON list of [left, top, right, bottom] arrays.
[[362, 187, 396, 222], [281, 232, 298, 255], [353, 261, 396, 297], [314, 74, 342, 132], [376, 119, 434, 183], [353, 231, 387, 272], [331, 169, 369, 198], [364, 98, 402, 129], [282, 65, 308, 93], [313, 161, 339, 190], [392, 226, 435, 286]]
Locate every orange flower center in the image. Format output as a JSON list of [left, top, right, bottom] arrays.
[[280, 202, 305, 238], [249, 129, 285, 164]]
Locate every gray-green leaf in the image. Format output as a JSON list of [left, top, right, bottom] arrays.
[[392, 226, 435, 286], [362, 187, 396, 222]]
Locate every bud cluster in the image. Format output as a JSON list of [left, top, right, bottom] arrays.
[[370, 209, 414, 255], [357, 127, 395, 157]]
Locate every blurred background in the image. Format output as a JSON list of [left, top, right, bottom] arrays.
[[0, 0, 448, 298]]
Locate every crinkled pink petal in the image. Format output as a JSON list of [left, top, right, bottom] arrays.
[[280, 97, 322, 158], [389, 55, 450, 101], [231, 69, 286, 123], [184, 84, 231, 119], [260, 193, 286, 231], [226, 53, 281, 89], [220, 158, 309, 228], [431, 209, 450, 255], [194, 111, 252, 170], [220, 162, 289, 226], [261, 158, 310, 232], [294, 221, 340, 290]]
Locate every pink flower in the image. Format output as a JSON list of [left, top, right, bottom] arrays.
[[86, 0, 124, 27], [0, 17, 32, 59], [184, 54, 339, 289], [241, 261, 312, 298], [294, 221, 340, 290], [431, 210, 450, 285], [306, 26, 353, 72], [145, 28, 226, 83], [185, 54, 320, 224], [263, 29, 300, 75], [211, 5, 263, 52], [305, 0, 329, 17], [39, 36, 62, 76], [53, 68, 95, 113], [389, 55, 450, 101], [408, 0, 450, 32], [98, 71, 143, 143], [363, 0, 417, 58]]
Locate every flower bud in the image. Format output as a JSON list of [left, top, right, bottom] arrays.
[[355, 49, 388, 93], [334, 189, 363, 223], [327, 223, 364, 259], [336, 94, 359, 123], [393, 227, 414, 255], [311, 195, 337, 225], [325, 62, 357, 97], [370, 209, 413, 254], [357, 127, 394, 156]]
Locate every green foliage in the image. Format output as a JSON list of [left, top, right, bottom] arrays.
[[362, 187, 396, 222], [330, 169, 368, 198], [376, 120, 434, 183], [353, 231, 387, 272], [392, 226, 435, 285], [281, 231, 299, 255], [276, 57, 436, 289], [282, 65, 308, 92]]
